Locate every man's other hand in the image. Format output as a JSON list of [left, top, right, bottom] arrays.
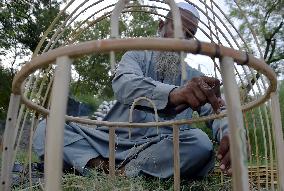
[[169, 76, 223, 114], [217, 134, 232, 176]]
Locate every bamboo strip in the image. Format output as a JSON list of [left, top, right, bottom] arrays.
[[0, 94, 21, 191], [238, 65, 272, 189], [173, 125, 180, 191], [129, 97, 159, 138], [209, 0, 220, 43], [270, 93, 284, 191], [243, 113, 253, 189], [270, 102, 280, 191], [220, 56, 249, 191], [251, 111, 261, 189], [204, 0, 221, 78], [111, 0, 130, 38], [264, 103, 275, 190], [44, 56, 72, 191], [28, 116, 37, 190], [257, 107, 269, 189], [109, 127, 116, 178]]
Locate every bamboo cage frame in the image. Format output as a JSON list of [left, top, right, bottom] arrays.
[[1, 0, 283, 191]]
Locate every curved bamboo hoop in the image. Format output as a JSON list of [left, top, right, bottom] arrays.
[[11, 38, 277, 127], [129, 96, 159, 138]]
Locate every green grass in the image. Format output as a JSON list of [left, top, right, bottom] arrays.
[[0, 150, 39, 170], [14, 150, 40, 164], [12, 169, 233, 191]]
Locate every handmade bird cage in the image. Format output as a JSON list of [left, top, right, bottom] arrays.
[[1, 0, 283, 191]]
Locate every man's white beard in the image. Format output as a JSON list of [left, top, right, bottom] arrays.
[[155, 51, 181, 84]]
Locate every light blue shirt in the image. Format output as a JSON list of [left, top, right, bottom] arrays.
[[106, 50, 228, 141], [33, 50, 228, 177]]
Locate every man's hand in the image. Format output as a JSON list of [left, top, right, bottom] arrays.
[[169, 76, 223, 114], [217, 134, 232, 176]]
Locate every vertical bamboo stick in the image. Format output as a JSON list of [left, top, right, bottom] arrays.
[[0, 94, 21, 191], [251, 111, 261, 189], [270, 108, 278, 189], [270, 93, 284, 191], [219, 127, 224, 185], [180, 52, 187, 82], [173, 125, 180, 191], [109, 127, 116, 177], [220, 56, 249, 191], [256, 107, 269, 189], [268, 126, 275, 190], [28, 116, 38, 190], [13, 108, 28, 165], [44, 56, 72, 191], [110, 51, 116, 75], [243, 113, 252, 190]]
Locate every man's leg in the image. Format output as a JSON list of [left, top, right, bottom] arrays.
[[124, 128, 214, 179], [61, 138, 100, 174], [33, 121, 100, 175], [33, 120, 129, 175]]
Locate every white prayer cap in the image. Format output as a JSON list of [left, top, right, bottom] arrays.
[[177, 2, 200, 19]]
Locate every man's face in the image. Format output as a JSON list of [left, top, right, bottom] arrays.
[[159, 9, 198, 39], [156, 9, 199, 83]]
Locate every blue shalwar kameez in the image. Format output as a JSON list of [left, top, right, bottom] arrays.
[[33, 50, 228, 178]]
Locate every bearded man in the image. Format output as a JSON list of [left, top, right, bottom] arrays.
[[33, 2, 232, 179]]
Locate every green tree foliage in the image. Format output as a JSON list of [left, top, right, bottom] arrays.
[[0, 66, 12, 119], [70, 1, 158, 101], [0, 0, 64, 53], [226, 0, 283, 92], [122, 1, 158, 37], [71, 19, 113, 99], [0, 0, 65, 119]]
